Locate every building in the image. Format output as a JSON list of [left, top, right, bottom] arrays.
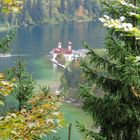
[[50, 42, 87, 68], [52, 42, 73, 62]]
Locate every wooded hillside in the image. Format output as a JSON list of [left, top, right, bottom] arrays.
[[0, 0, 101, 26]]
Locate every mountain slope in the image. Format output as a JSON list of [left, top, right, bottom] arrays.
[[0, 0, 101, 26]]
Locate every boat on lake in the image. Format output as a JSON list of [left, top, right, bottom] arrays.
[[0, 53, 11, 57]]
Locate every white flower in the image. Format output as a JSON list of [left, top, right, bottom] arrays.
[[120, 16, 125, 22], [46, 118, 54, 124], [122, 23, 133, 31], [12, 7, 19, 12], [10, 113, 17, 118], [99, 17, 105, 22], [0, 116, 4, 120], [120, 0, 127, 6], [129, 4, 137, 9], [1, 81, 9, 86], [51, 130, 57, 133], [52, 112, 60, 116], [108, 24, 114, 28], [129, 12, 136, 16], [135, 56, 140, 62], [103, 15, 110, 19]]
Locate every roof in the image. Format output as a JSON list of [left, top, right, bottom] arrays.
[[53, 48, 72, 55]]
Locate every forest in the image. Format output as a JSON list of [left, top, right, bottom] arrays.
[[0, 0, 101, 26]]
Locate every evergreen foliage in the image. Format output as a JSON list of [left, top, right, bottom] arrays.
[[60, 59, 84, 101], [5, 55, 34, 111], [0, 32, 15, 53], [81, 0, 140, 140]]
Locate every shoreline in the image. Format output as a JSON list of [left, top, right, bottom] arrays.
[[0, 25, 18, 32], [64, 99, 81, 107], [34, 79, 82, 107], [0, 18, 97, 32]]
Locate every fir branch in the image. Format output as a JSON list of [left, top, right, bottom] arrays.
[[83, 64, 126, 95], [102, 0, 118, 16], [85, 46, 123, 78], [105, 35, 127, 61], [76, 121, 106, 140]]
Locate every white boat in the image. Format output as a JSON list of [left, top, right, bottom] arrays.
[[0, 53, 11, 57]]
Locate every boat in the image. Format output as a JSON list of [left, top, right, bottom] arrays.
[[0, 53, 11, 57]]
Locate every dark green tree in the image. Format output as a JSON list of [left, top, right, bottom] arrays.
[[67, 0, 76, 16], [49, 0, 55, 17], [84, 0, 92, 13], [62, 60, 82, 88], [60, 0, 65, 13], [5, 55, 34, 111], [81, 0, 140, 140], [74, 0, 81, 9]]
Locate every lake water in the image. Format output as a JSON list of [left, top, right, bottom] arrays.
[[0, 20, 105, 80], [0, 20, 105, 140]]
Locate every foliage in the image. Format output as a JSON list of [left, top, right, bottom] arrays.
[[55, 53, 66, 65], [0, 0, 23, 14], [0, 32, 15, 53], [0, 0, 101, 25], [52, 136, 61, 140], [61, 59, 83, 88], [39, 85, 51, 97], [0, 73, 13, 107], [0, 1, 64, 140], [81, 0, 140, 140], [5, 55, 35, 110], [0, 0, 22, 109], [76, 121, 106, 140], [0, 32, 15, 105], [0, 93, 64, 139], [0, 73, 13, 97], [61, 59, 85, 100]]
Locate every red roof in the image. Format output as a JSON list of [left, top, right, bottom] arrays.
[[53, 48, 72, 54]]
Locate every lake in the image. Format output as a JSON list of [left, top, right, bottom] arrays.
[[0, 20, 105, 140], [0, 20, 105, 80]]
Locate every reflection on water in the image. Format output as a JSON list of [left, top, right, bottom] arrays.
[[0, 20, 105, 80]]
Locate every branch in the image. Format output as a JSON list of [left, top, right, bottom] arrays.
[[83, 65, 126, 95]]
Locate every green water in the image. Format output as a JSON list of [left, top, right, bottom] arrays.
[[31, 56, 92, 140], [31, 55, 62, 81], [46, 103, 92, 140], [0, 21, 104, 140]]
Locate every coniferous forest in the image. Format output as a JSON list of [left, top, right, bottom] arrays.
[[0, 0, 101, 26]]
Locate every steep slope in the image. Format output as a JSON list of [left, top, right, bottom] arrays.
[[0, 0, 101, 26]]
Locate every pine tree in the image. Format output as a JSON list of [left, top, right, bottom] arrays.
[[67, 0, 76, 16], [60, 0, 65, 13], [81, 0, 140, 140], [49, 0, 54, 17], [5, 55, 34, 111]]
